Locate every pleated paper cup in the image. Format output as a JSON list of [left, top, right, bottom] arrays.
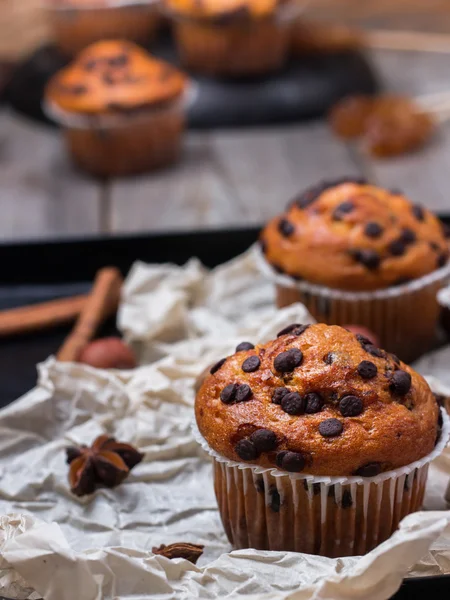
[[43, 85, 195, 177], [193, 410, 449, 558], [254, 246, 450, 364], [165, 2, 304, 76]]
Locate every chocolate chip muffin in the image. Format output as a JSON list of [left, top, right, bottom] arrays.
[[194, 323, 447, 557], [257, 179, 450, 362], [164, 0, 295, 75], [45, 41, 188, 176], [47, 0, 161, 56]]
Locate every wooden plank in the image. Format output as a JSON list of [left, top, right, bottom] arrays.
[[211, 122, 363, 224], [370, 49, 450, 97], [0, 110, 102, 241], [109, 132, 242, 233], [110, 123, 362, 233], [109, 123, 363, 232]]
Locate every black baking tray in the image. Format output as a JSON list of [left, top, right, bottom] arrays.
[[0, 223, 449, 599], [4, 35, 379, 129]]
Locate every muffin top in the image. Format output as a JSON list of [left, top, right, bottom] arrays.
[[195, 324, 440, 476], [260, 179, 449, 291], [45, 41, 187, 114], [164, 0, 280, 20]]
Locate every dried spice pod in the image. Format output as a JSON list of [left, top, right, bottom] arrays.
[[152, 542, 204, 564], [66, 434, 144, 497]]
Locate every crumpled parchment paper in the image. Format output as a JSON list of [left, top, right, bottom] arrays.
[[0, 247, 449, 600]]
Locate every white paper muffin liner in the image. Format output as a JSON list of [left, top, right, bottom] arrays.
[[254, 245, 450, 363], [192, 409, 450, 557], [43, 84, 197, 130]]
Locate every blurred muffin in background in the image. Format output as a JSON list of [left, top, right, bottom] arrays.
[[164, 0, 297, 76], [257, 178, 450, 362], [45, 40, 188, 176], [46, 0, 161, 56]]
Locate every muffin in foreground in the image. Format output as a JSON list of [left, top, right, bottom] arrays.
[[258, 179, 450, 362], [46, 0, 160, 56], [195, 324, 447, 557], [164, 0, 295, 76], [45, 41, 188, 176]]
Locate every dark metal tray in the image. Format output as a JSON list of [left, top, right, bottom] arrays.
[[0, 224, 449, 599]]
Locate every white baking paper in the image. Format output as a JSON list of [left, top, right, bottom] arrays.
[[0, 248, 449, 600]]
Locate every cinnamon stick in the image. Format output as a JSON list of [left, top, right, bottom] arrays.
[[0, 295, 88, 337], [57, 267, 123, 363]]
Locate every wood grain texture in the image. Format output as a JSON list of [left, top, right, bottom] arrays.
[[0, 110, 102, 241], [109, 132, 241, 233], [110, 122, 362, 232]]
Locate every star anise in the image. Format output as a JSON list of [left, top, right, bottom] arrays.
[[66, 435, 144, 497], [152, 543, 204, 564]]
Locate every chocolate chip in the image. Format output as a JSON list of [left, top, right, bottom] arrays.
[[319, 418, 343, 437], [277, 324, 310, 337], [242, 356, 261, 373], [235, 384, 252, 402], [235, 439, 259, 461], [294, 178, 365, 209], [389, 239, 406, 257], [365, 344, 385, 358], [342, 490, 353, 508], [274, 348, 303, 373], [268, 485, 280, 512], [220, 383, 237, 404], [276, 451, 306, 472], [255, 477, 265, 493], [339, 395, 364, 417], [390, 354, 400, 365], [62, 84, 87, 95], [102, 72, 116, 85], [305, 392, 324, 414], [354, 462, 383, 477], [437, 253, 448, 268], [84, 59, 98, 71], [412, 204, 425, 221], [278, 218, 295, 237], [108, 54, 129, 67], [333, 201, 354, 220], [210, 358, 226, 374], [356, 333, 372, 346], [250, 429, 277, 452], [236, 342, 255, 352], [351, 249, 380, 270], [323, 352, 336, 365], [281, 392, 306, 415], [357, 360, 378, 380], [401, 228, 416, 244], [364, 222, 383, 238], [272, 387, 290, 405], [389, 370, 412, 395], [430, 241, 440, 251]]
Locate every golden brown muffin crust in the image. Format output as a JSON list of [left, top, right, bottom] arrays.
[[164, 0, 281, 20], [46, 41, 187, 114], [260, 180, 449, 291], [195, 324, 440, 476]]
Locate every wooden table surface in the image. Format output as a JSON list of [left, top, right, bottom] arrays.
[[1, 47, 450, 242]]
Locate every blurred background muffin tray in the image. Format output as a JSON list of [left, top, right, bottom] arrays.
[[3, 34, 379, 128]]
